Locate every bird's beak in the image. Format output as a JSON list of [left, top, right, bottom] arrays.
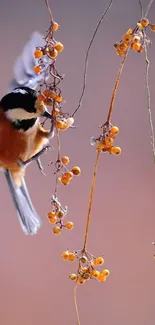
[[42, 109, 51, 119]]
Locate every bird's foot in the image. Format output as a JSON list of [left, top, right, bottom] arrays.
[[17, 145, 51, 174]]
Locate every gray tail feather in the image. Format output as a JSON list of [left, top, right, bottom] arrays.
[[4, 170, 41, 235]]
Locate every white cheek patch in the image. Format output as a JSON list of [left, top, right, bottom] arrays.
[[6, 108, 38, 121]]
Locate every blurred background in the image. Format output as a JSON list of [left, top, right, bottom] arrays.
[[0, 0, 155, 324]]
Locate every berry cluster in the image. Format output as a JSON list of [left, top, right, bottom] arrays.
[[91, 124, 121, 155], [38, 89, 75, 132], [114, 18, 155, 56], [57, 156, 81, 186], [32, 15, 81, 232], [47, 195, 74, 235], [62, 250, 110, 284], [55, 116, 74, 131], [34, 22, 63, 74]]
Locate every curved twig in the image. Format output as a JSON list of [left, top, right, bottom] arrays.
[[72, 0, 115, 117]]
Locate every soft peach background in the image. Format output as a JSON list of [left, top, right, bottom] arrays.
[[0, 0, 155, 324]]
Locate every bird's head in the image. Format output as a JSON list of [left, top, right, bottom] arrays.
[[0, 87, 51, 131]]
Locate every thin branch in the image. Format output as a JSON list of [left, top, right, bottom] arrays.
[[56, 128, 61, 161], [54, 128, 61, 196], [74, 284, 80, 325], [45, 0, 54, 24], [106, 47, 130, 123], [82, 151, 100, 251], [145, 0, 154, 17], [143, 32, 155, 163], [138, 0, 144, 18], [72, 0, 115, 117]]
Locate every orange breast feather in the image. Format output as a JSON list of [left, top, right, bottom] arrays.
[[0, 109, 27, 171]]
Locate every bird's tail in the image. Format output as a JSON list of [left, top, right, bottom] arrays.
[[4, 170, 41, 235]]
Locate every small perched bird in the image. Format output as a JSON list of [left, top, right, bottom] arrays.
[[0, 86, 53, 235]]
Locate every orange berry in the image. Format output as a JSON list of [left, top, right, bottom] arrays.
[[53, 226, 61, 235], [69, 274, 77, 280], [50, 91, 57, 99], [61, 156, 70, 165], [60, 123, 68, 131], [93, 257, 104, 266], [43, 89, 52, 97], [132, 35, 141, 43], [38, 93, 46, 102], [131, 42, 141, 52], [71, 166, 81, 176], [140, 18, 150, 27], [34, 65, 42, 73], [45, 98, 53, 106], [80, 256, 87, 264], [77, 276, 86, 284], [43, 90, 57, 99], [119, 42, 128, 51], [61, 251, 69, 261], [126, 29, 133, 35], [110, 146, 122, 155], [55, 94, 63, 102], [48, 216, 57, 224], [83, 273, 90, 280], [137, 45, 144, 53], [55, 42, 64, 52], [65, 221, 74, 230], [34, 49, 43, 59], [91, 269, 100, 278], [102, 269, 110, 277], [113, 42, 120, 49], [56, 210, 65, 218], [64, 171, 74, 180], [151, 24, 155, 31], [104, 137, 113, 148], [55, 120, 66, 130], [96, 141, 105, 150], [122, 33, 132, 44], [116, 49, 125, 56], [59, 176, 70, 185], [110, 126, 119, 136], [98, 273, 107, 282], [49, 48, 58, 59], [48, 211, 56, 219], [68, 253, 76, 262], [52, 22, 60, 31], [137, 22, 143, 29]]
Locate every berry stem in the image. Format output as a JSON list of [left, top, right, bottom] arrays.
[[82, 151, 100, 251], [138, 0, 143, 18], [74, 284, 81, 325], [56, 127, 61, 161], [72, 0, 114, 117], [45, 0, 54, 24], [106, 46, 130, 124], [145, 0, 154, 17], [54, 128, 61, 196], [143, 31, 155, 163]]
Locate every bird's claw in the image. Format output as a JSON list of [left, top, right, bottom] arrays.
[[17, 145, 52, 169]]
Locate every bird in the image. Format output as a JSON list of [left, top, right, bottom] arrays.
[[0, 86, 53, 235]]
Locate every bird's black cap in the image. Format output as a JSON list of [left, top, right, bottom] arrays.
[[0, 87, 38, 113]]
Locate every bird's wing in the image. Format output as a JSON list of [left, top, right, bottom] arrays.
[[8, 31, 50, 91]]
